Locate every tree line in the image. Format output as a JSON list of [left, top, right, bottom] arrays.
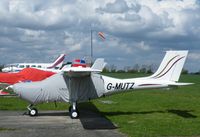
[[103, 64, 191, 74], [0, 63, 198, 75]]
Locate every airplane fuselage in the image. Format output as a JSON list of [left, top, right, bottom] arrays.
[[101, 75, 169, 95], [2, 54, 65, 72]]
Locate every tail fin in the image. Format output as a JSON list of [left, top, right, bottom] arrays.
[[47, 54, 65, 69], [91, 58, 106, 71], [150, 50, 188, 82]]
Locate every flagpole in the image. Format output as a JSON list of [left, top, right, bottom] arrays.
[[90, 29, 93, 65]]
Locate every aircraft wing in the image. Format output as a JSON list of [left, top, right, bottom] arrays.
[[63, 58, 106, 77]]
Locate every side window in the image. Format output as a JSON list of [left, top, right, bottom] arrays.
[[26, 65, 30, 68], [37, 65, 42, 68], [31, 65, 36, 68], [19, 65, 25, 68]]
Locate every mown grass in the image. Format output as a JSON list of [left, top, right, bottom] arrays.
[[0, 128, 15, 131], [93, 73, 200, 137], [0, 73, 200, 137]]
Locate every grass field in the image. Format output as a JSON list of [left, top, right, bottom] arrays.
[[0, 128, 15, 131], [0, 73, 200, 137]]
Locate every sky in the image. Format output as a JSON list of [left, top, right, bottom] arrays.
[[0, 0, 200, 72]]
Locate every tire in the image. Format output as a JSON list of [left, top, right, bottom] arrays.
[[29, 108, 38, 116], [70, 110, 79, 119]]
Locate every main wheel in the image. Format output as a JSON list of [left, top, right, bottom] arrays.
[[70, 110, 79, 119], [29, 108, 38, 116]]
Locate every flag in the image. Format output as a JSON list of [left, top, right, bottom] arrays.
[[98, 32, 105, 41]]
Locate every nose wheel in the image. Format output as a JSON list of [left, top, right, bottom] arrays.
[[27, 104, 38, 116], [69, 102, 79, 119], [29, 108, 38, 116]]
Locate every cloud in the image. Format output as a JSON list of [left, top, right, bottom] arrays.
[[97, 0, 129, 13], [135, 41, 150, 51], [188, 53, 200, 60], [97, 0, 200, 43], [0, 0, 199, 72]]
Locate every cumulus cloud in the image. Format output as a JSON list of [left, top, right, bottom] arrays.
[[189, 53, 200, 60], [135, 41, 150, 51], [97, 0, 129, 13], [0, 0, 199, 72]]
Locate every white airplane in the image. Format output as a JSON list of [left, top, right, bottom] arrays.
[[11, 51, 193, 119], [2, 54, 66, 72]]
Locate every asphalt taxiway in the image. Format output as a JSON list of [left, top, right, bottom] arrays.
[[0, 110, 125, 137]]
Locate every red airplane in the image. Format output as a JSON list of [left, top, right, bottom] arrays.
[[0, 68, 56, 95], [0, 68, 55, 85]]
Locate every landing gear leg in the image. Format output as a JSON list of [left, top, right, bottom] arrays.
[[27, 104, 38, 117], [69, 102, 79, 119]]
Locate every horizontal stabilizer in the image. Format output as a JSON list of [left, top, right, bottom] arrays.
[[169, 82, 194, 86]]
